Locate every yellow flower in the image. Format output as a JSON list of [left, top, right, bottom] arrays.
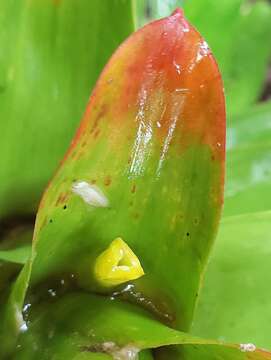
[[94, 237, 145, 287]]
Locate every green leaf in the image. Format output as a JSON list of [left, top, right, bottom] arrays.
[[227, 101, 271, 149], [225, 143, 271, 216], [134, 0, 183, 28], [13, 292, 271, 359], [28, 8, 225, 334], [0, 0, 134, 219], [224, 101, 271, 216], [0, 245, 31, 264], [0, 226, 32, 294], [72, 355, 111, 360], [192, 211, 271, 349], [184, 0, 271, 117]]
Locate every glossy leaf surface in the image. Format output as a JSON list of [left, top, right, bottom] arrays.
[[28, 8, 225, 334], [192, 211, 271, 349], [135, 0, 271, 116], [0, 0, 134, 219], [14, 293, 271, 360]]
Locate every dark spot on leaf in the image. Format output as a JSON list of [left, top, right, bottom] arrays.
[[194, 218, 199, 225], [80, 344, 111, 354], [90, 105, 107, 134], [76, 151, 85, 159], [49, 219, 53, 223], [104, 176, 111, 186], [63, 205, 67, 210], [41, 216, 48, 229], [186, 232, 190, 237], [56, 192, 69, 206], [260, 62, 271, 102], [93, 128, 100, 139], [131, 184, 136, 193], [52, 0, 62, 5], [97, 104, 108, 120]]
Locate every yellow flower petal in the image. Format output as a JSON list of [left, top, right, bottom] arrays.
[[94, 237, 145, 287]]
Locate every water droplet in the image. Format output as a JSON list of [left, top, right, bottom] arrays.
[[173, 60, 181, 75], [175, 88, 188, 93], [20, 322, 28, 333], [240, 343, 256, 352], [48, 288, 57, 297], [22, 303, 31, 313]]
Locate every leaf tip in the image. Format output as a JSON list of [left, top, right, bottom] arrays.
[[170, 7, 184, 18]]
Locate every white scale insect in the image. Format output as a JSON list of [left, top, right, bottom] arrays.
[[72, 181, 109, 208]]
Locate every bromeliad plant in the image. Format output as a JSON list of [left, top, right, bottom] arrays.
[[1, 5, 271, 360]]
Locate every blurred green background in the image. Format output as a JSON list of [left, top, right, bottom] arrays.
[[1, 0, 271, 352]]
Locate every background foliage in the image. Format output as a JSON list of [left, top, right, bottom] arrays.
[[1, 0, 271, 357]]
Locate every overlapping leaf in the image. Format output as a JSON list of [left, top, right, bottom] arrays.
[[14, 293, 271, 359], [0, 0, 134, 219], [0, 226, 32, 294], [0, 246, 31, 265], [192, 211, 271, 349], [225, 101, 271, 215]]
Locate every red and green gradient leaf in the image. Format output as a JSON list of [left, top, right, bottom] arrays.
[[2, 9, 227, 358], [31, 8, 225, 330]]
